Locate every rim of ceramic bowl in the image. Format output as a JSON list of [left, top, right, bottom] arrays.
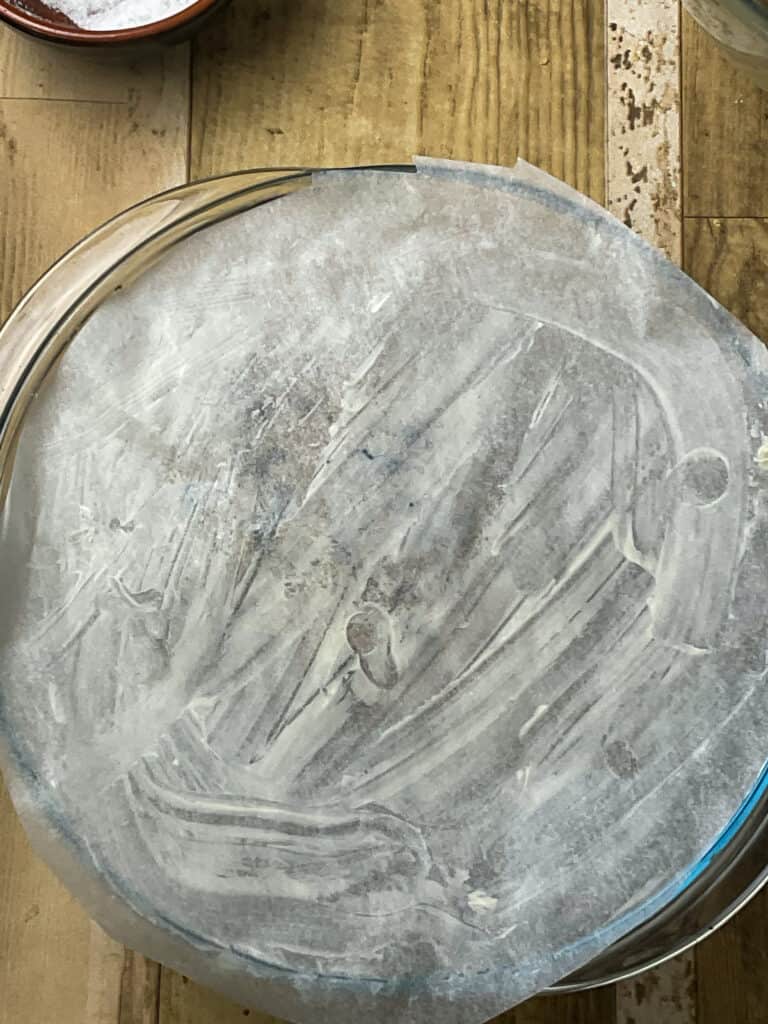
[[0, 0, 222, 44], [2, 166, 768, 998]]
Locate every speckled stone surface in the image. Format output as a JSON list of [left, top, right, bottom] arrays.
[[1, 160, 768, 1023]]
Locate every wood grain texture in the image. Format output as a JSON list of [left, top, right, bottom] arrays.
[[159, 972, 278, 1023], [696, 891, 768, 1024], [119, 952, 162, 1024], [0, 781, 143, 1024], [0, 29, 190, 321], [513, 0, 605, 199], [682, 10, 768, 218], [0, 31, 141, 101], [81, 931, 160, 1024], [0, 21, 189, 1024], [616, 954, 697, 1024], [84, 925, 126, 1024], [684, 217, 768, 343], [191, 0, 604, 201], [605, 0, 681, 260], [496, 988, 617, 1023]]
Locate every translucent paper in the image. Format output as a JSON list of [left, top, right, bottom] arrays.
[[1, 160, 767, 1023]]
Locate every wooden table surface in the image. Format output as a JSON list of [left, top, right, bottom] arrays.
[[0, 1, 766, 1021]]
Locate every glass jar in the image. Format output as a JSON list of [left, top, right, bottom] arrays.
[[685, 0, 768, 88]]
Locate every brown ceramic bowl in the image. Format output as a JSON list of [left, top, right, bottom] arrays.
[[0, 0, 230, 46]]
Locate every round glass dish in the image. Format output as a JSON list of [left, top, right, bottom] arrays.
[[1, 168, 767, 999]]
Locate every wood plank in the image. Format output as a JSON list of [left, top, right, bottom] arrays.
[[696, 891, 768, 1024], [0, 21, 190, 1024], [0, 780, 153, 1024], [191, 0, 605, 201], [0, 28, 190, 320], [616, 955, 697, 1024], [84, 925, 125, 1024], [683, 11, 768, 219], [684, 217, 768, 343], [605, 0, 681, 260], [119, 952, 162, 1024], [82, 930, 160, 1024], [158, 971, 277, 1023], [514, 0, 605, 200], [496, 987, 617, 1023], [0, 29, 138, 102]]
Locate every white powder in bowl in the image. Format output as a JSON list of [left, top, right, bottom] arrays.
[[44, 0, 194, 30]]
